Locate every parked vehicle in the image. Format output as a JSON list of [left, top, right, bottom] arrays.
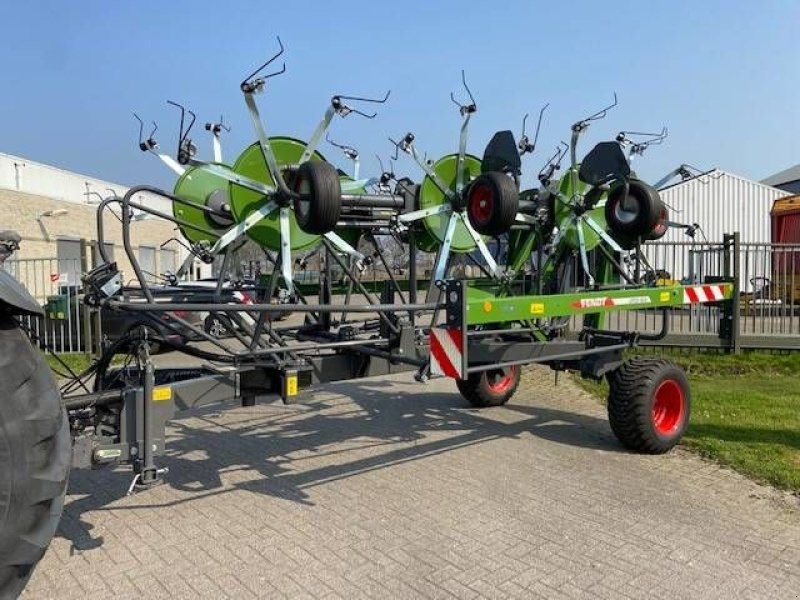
[[101, 287, 206, 353]]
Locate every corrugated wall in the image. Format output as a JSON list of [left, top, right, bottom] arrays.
[[660, 169, 789, 244], [655, 170, 790, 292]]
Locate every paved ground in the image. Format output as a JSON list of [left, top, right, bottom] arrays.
[[25, 367, 800, 599]]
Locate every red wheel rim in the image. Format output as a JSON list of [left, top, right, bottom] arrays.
[[651, 206, 668, 236], [651, 379, 685, 436], [468, 184, 494, 225], [485, 366, 518, 394]]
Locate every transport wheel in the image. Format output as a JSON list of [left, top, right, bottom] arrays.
[[604, 179, 661, 238], [646, 199, 669, 241], [466, 172, 519, 236], [293, 161, 342, 235], [606, 357, 690, 454], [0, 315, 70, 599], [456, 365, 521, 407]]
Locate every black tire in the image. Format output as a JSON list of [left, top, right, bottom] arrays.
[[604, 179, 661, 238], [456, 365, 521, 408], [646, 198, 669, 241], [0, 315, 70, 599], [293, 161, 342, 235], [204, 314, 231, 338], [466, 172, 519, 236], [606, 357, 690, 454]]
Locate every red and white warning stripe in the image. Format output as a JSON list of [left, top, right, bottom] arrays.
[[429, 327, 464, 379], [683, 284, 725, 304]]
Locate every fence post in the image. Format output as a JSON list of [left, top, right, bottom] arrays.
[[80, 239, 92, 355], [731, 232, 741, 354]]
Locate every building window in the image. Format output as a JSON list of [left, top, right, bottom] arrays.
[[56, 238, 82, 291], [160, 248, 177, 277], [139, 246, 156, 283], [91, 241, 114, 268]]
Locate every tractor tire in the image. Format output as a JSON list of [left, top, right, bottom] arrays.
[[293, 161, 342, 235], [606, 357, 690, 454], [604, 179, 661, 238], [466, 172, 519, 236], [456, 365, 521, 407], [0, 315, 70, 599]]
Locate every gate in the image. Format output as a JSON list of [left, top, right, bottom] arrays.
[[2, 257, 94, 353]]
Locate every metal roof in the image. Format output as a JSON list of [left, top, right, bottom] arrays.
[[761, 163, 800, 186]]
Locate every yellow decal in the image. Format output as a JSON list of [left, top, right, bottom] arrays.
[[660, 292, 670, 302], [530, 303, 545, 315], [482, 301, 493, 313], [152, 386, 172, 402], [286, 374, 298, 397]]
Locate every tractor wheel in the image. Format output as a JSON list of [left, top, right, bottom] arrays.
[[456, 365, 521, 407], [293, 161, 342, 235], [0, 315, 70, 599], [604, 179, 661, 238], [466, 172, 519, 236], [606, 357, 690, 454]]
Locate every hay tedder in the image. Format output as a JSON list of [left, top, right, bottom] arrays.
[[0, 41, 734, 596]]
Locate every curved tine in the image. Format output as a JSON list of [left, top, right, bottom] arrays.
[[220, 115, 231, 133], [184, 108, 197, 140], [133, 113, 145, 144], [461, 70, 476, 107], [166, 100, 186, 142], [585, 92, 618, 122], [449, 91, 462, 109], [388, 137, 402, 161], [538, 145, 561, 177], [532, 103, 549, 147], [337, 89, 391, 104], [326, 133, 357, 155], [350, 107, 378, 119], [241, 36, 285, 86], [150, 121, 158, 140], [521, 113, 529, 138]]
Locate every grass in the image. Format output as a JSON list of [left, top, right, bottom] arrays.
[[578, 350, 800, 492], [46, 352, 96, 376]]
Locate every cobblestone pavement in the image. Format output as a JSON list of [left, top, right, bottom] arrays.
[[25, 367, 800, 599]]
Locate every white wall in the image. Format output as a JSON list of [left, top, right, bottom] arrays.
[[660, 169, 788, 244], [0, 151, 171, 214]]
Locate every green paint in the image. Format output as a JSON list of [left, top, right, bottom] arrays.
[[172, 163, 234, 244], [418, 153, 483, 253], [464, 283, 734, 326], [229, 137, 328, 252]]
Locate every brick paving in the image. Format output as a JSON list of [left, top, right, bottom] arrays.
[[24, 367, 800, 599]]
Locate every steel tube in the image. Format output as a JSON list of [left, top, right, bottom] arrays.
[[107, 300, 439, 314]]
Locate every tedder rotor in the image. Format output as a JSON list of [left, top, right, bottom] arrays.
[[0, 41, 736, 597]]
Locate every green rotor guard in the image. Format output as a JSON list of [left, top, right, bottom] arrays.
[[418, 153, 484, 253], [229, 137, 328, 252], [172, 163, 235, 244]]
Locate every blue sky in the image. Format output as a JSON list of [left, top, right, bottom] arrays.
[[2, 1, 798, 190]]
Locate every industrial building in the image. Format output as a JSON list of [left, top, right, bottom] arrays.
[[0, 151, 185, 300], [762, 164, 800, 194]]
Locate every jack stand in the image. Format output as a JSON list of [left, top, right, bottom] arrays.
[[127, 465, 169, 495], [127, 338, 168, 494]]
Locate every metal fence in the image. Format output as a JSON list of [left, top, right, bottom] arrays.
[[4, 234, 799, 354], [595, 234, 800, 350], [3, 257, 94, 353]]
